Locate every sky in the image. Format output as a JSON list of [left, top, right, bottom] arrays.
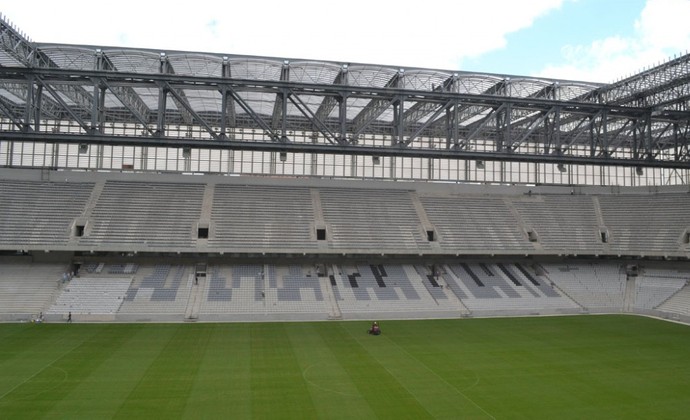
[[2, 0, 689, 83]]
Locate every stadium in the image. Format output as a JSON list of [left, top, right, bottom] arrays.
[[1, 11, 690, 418]]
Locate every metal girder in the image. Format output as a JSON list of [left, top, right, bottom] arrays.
[[590, 111, 609, 157], [271, 61, 290, 132], [314, 66, 348, 123], [350, 71, 404, 140], [403, 100, 453, 146], [99, 79, 154, 135], [0, 18, 53, 68], [0, 67, 653, 118], [0, 97, 24, 129], [38, 80, 90, 132], [4, 130, 689, 169], [351, 96, 399, 140], [582, 53, 690, 110], [596, 120, 634, 156], [427, 79, 512, 140], [1, 21, 96, 122], [0, 65, 688, 168], [288, 92, 338, 144], [31, 76, 94, 123], [164, 81, 219, 140], [674, 123, 690, 161], [465, 104, 505, 143], [402, 74, 456, 126], [159, 55, 194, 125], [219, 57, 236, 138], [0, 81, 61, 119], [511, 107, 557, 151], [224, 85, 279, 141], [94, 51, 153, 134]]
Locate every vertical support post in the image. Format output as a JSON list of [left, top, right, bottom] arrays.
[[393, 97, 404, 145], [23, 75, 34, 132], [644, 113, 653, 161], [601, 111, 609, 158], [445, 100, 459, 149], [156, 53, 168, 136], [673, 122, 680, 161], [33, 84, 43, 133], [220, 56, 231, 139], [339, 94, 348, 143], [220, 89, 229, 138], [589, 116, 596, 157], [310, 132, 318, 176]]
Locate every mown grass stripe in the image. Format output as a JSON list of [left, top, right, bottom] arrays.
[[250, 322, 318, 419], [319, 322, 434, 419], [0, 324, 135, 418], [182, 323, 252, 418], [343, 321, 495, 419], [41, 324, 173, 418], [287, 322, 376, 420], [0, 316, 689, 419], [113, 324, 213, 419]]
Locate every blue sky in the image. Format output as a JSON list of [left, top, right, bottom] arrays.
[[465, 0, 646, 76], [3, 0, 689, 83]]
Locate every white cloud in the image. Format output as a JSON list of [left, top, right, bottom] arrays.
[[3, 0, 564, 71], [536, 0, 690, 83]]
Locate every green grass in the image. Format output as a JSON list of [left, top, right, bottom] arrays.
[[1, 315, 690, 419]]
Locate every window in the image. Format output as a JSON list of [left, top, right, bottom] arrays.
[[316, 228, 326, 241], [74, 224, 85, 237], [198, 227, 209, 239], [600, 230, 609, 243], [426, 230, 436, 242]]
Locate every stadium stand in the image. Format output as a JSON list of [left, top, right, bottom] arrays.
[[0, 260, 64, 321], [540, 262, 626, 312], [512, 195, 604, 254], [79, 181, 204, 249], [0, 180, 93, 247], [1, 15, 690, 326], [209, 185, 318, 250], [419, 194, 532, 253], [598, 194, 690, 256], [320, 188, 431, 252], [48, 276, 132, 318]]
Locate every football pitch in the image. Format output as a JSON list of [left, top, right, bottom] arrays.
[[1, 315, 689, 419]]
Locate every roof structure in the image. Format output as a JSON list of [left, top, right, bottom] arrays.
[[0, 15, 689, 180]]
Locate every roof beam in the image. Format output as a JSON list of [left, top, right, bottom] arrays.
[[350, 70, 404, 140], [288, 92, 337, 144], [0, 97, 24, 129], [219, 57, 236, 138], [38, 79, 90, 132], [0, 81, 61, 119], [160, 54, 193, 125], [96, 50, 153, 133], [314, 65, 348, 123], [5, 130, 688, 169], [224, 84, 279, 141], [164, 81, 219, 140], [402, 74, 456, 126], [0, 18, 53, 68], [271, 61, 290, 133]]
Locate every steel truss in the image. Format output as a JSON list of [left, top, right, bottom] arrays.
[[1, 16, 689, 171]]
